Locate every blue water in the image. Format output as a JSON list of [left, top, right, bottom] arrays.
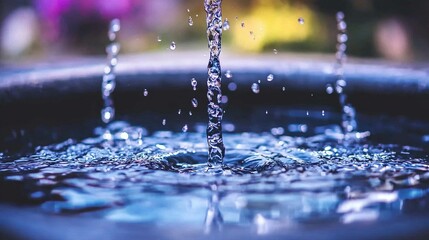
[[1, 108, 429, 236]]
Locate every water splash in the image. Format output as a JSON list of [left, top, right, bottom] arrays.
[[335, 12, 357, 135], [101, 19, 121, 125], [204, 0, 225, 167]]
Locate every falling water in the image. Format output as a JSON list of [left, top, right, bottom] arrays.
[[334, 12, 357, 135], [101, 19, 120, 125], [204, 0, 225, 168]]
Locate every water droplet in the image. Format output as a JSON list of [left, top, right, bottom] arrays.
[[108, 19, 120, 41], [178, 109, 182, 115], [322, 110, 325, 116], [337, 79, 347, 87], [265, 110, 269, 115], [338, 33, 348, 43], [188, 16, 194, 26], [102, 74, 116, 93], [157, 36, 162, 42], [241, 22, 245, 28], [337, 43, 347, 52], [228, 82, 237, 91], [225, 70, 232, 79], [162, 119, 166, 126], [336, 11, 345, 21], [223, 19, 230, 31], [306, 111, 309, 116], [182, 124, 188, 132], [257, 79, 261, 84], [326, 84, 334, 94], [221, 95, 228, 104], [338, 21, 347, 31], [191, 98, 198, 108], [187, 8, 190, 13], [282, 86, 286, 92], [271, 127, 285, 136], [189, 111, 193, 116], [191, 78, 198, 90], [251, 83, 260, 94], [267, 74, 274, 82], [101, 107, 114, 123], [273, 49, 278, 54], [106, 43, 120, 56], [298, 17, 305, 24], [170, 41, 176, 50], [195, 14, 199, 17], [143, 89, 148, 97]]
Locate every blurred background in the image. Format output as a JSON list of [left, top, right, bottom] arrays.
[[1, 0, 429, 65]]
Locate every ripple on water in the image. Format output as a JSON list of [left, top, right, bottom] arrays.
[[1, 121, 429, 229]]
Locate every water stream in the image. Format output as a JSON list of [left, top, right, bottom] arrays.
[[204, 0, 225, 168]]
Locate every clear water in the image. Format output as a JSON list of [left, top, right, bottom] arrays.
[[101, 19, 120, 124], [204, 0, 225, 167], [1, 108, 429, 235], [333, 12, 357, 135]]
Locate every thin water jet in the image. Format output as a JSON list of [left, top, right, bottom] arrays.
[[101, 19, 120, 125], [204, 0, 225, 168]]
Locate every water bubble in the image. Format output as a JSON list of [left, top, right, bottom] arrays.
[[157, 36, 162, 42], [282, 86, 286, 92], [195, 14, 199, 17], [191, 98, 198, 108], [187, 8, 190, 13], [267, 74, 274, 82], [257, 79, 261, 84], [188, 16, 194, 26], [223, 19, 230, 31], [191, 78, 198, 90], [170, 41, 176, 50], [265, 110, 269, 115], [182, 124, 188, 132], [273, 49, 278, 54], [298, 17, 305, 24], [228, 82, 237, 91], [225, 70, 232, 79], [322, 110, 325, 116], [326, 84, 334, 94], [178, 109, 182, 115], [143, 89, 149, 97], [189, 111, 193, 116], [306, 111, 309, 116], [241, 22, 245, 28], [162, 119, 166, 126], [221, 95, 228, 104], [251, 83, 260, 94]]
